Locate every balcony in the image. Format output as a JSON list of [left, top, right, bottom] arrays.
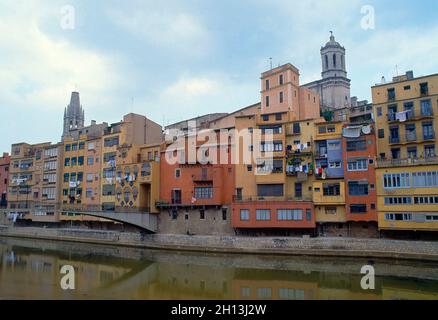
[[233, 195, 312, 203], [387, 110, 415, 122], [389, 136, 400, 144], [377, 156, 438, 168], [192, 170, 213, 182]]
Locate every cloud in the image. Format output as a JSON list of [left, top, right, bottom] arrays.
[[106, 7, 210, 56], [144, 73, 258, 125], [0, 1, 121, 112]]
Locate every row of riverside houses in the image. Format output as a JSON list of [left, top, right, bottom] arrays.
[[1, 34, 438, 238]]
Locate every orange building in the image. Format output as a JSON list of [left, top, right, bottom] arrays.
[[342, 123, 379, 236], [158, 133, 235, 235], [0, 152, 10, 208]]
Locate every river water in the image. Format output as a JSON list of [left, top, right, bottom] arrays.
[[1, 236, 438, 300]]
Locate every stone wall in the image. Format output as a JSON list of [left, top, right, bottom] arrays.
[[1, 226, 438, 261], [158, 208, 234, 235]]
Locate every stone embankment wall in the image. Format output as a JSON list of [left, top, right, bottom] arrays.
[[1, 225, 438, 261]]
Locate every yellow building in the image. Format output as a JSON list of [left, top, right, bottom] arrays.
[[373, 71, 438, 232], [115, 143, 161, 214], [8, 142, 63, 223]]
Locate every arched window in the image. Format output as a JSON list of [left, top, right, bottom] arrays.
[[325, 55, 329, 69], [333, 54, 337, 68]]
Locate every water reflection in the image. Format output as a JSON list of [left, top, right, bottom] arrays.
[[1, 237, 438, 300]]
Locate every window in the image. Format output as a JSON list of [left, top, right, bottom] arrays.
[[262, 115, 269, 122], [87, 156, 94, 165], [385, 213, 413, 221], [404, 85, 411, 90], [275, 113, 282, 121], [265, 96, 270, 107], [63, 173, 69, 182], [79, 142, 85, 150], [277, 209, 303, 221], [422, 122, 434, 140], [328, 161, 341, 169], [325, 207, 337, 215], [222, 208, 227, 221], [346, 139, 366, 151], [86, 188, 93, 198], [384, 197, 412, 205], [420, 82, 429, 95], [260, 141, 283, 152], [88, 142, 95, 151], [389, 126, 400, 144], [323, 183, 340, 196], [295, 183, 302, 198], [78, 156, 84, 166], [261, 126, 282, 135], [347, 159, 368, 171], [292, 123, 300, 134], [407, 146, 417, 159], [175, 169, 181, 178], [86, 173, 94, 182], [421, 100, 432, 116], [279, 74, 284, 85], [65, 144, 71, 152], [104, 136, 119, 147], [383, 173, 410, 189], [200, 209, 205, 220], [306, 209, 312, 221], [256, 209, 271, 221], [412, 171, 438, 187], [327, 126, 336, 133], [240, 209, 249, 221], [265, 79, 270, 90], [247, 165, 252, 172], [405, 124, 417, 142], [279, 92, 284, 103], [414, 196, 438, 204], [71, 157, 77, 166], [194, 187, 213, 199], [333, 54, 336, 67], [387, 88, 395, 101], [377, 107, 382, 117], [350, 204, 367, 214], [318, 126, 327, 134], [64, 158, 70, 167], [378, 129, 385, 139], [257, 184, 283, 197], [348, 181, 369, 196], [425, 145, 436, 158], [425, 215, 438, 221], [104, 152, 116, 163], [391, 148, 401, 160], [71, 143, 78, 151]]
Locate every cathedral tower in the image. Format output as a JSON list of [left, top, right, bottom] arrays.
[[62, 92, 85, 140]]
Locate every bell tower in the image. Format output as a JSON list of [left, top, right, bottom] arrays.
[[62, 91, 85, 140]]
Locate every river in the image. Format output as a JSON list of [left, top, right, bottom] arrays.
[[1, 236, 438, 300]]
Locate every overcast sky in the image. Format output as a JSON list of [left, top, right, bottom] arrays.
[[1, 0, 438, 152]]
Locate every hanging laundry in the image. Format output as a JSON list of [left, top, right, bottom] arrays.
[[342, 126, 362, 138], [362, 125, 372, 135], [396, 111, 408, 122]]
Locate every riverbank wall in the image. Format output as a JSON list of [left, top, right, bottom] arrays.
[[1, 225, 438, 261]]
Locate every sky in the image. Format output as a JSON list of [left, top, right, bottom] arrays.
[[1, 0, 438, 153]]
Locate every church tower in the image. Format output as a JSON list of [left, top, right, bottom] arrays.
[[303, 32, 351, 110], [62, 92, 85, 140]]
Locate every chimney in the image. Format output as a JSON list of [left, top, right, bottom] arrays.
[[406, 71, 414, 80], [91, 120, 96, 125], [381, 76, 386, 84]]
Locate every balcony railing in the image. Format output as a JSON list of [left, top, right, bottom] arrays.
[[61, 203, 150, 213], [387, 110, 415, 122], [192, 171, 213, 182], [424, 132, 436, 141], [233, 195, 312, 202], [377, 156, 438, 168]]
